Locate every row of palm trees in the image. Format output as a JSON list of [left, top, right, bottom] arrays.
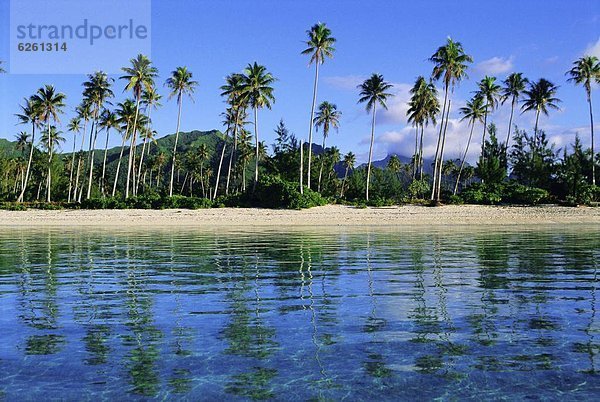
[[1, 26, 599, 203]]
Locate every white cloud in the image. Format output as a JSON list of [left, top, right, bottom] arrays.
[[475, 56, 514, 75], [378, 83, 413, 125], [584, 37, 600, 58]]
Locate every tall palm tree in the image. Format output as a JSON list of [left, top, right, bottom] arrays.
[[454, 95, 485, 194], [521, 78, 561, 162], [357, 74, 393, 201], [74, 102, 92, 202], [112, 99, 136, 197], [241, 62, 276, 190], [340, 151, 355, 197], [302, 22, 336, 189], [220, 73, 247, 195], [66, 117, 82, 202], [407, 77, 440, 180], [429, 37, 472, 202], [30, 85, 66, 202], [313, 101, 341, 192], [165, 66, 198, 197], [120, 54, 158, 198], [476, 76, 501, 158], [214, 108, 235, 199], [15, 97, 41, 202], [83, 71, 114, 199], [501, 72, 528, 155], [567, 56, 600, 185], [387, 155, 402, 182], [99, 109, 119, 195], [197, 143, 209, 198], [137, 86, 162, 191], [14, 133, 29, 194]]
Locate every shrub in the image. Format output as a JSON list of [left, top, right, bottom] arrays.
[[503, 182, 549, 205], [446, 194, 464, 205], [80, 197, 125, 209], [407, 179, 430, 200], [0, 202, 27, 211], [251, 175, 327, 209], [461, 183, 502, 205], [365, 197, 396, 207]]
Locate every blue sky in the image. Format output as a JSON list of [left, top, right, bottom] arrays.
[[1, 0, 599, 163]]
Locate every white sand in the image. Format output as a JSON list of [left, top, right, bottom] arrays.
[[0, 205, 599, 227]]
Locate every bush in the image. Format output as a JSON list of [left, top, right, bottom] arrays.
[[407, 179, 430, 200], [461, 183, 502, 205], [0, 202, 27, 211], [365, 197, 396, 207], [503, 182, 549, 205], [250, 175, 327, 209], [446, 194, 464, 205], [30, 202, 64, 210], [163, 195, 213, 209], [80, 197, 126, 209]]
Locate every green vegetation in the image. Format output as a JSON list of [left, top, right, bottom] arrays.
[[0, 34, 598, 210]]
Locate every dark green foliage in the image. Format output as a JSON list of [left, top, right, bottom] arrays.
[[502, 182, 549, 205], [461, 183, 503, 205], [477, 124, 506, 186], [249, 175, 327, 209], [509, 128, 557, 189]]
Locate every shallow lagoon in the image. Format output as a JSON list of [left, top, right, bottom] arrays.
[[0, 226, 599, 400]]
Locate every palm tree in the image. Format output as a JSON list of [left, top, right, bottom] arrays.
[[137, 86, 162, 191], [220, 73, 247, 195], [83, 71, 114, 199], [66, 117, 82, 202], [241, 62, 276, 190], [429, 37, 473, 202], [14, 132, 29, 191], [567, 56, 600, 185], [214, 108, 235, 199], [302, 22, 336, 189], [313, 101, 341, 192], [501, 72, 528, 155], [358, 74, 393, 201], [99, 109, 119, 195], [387, 155, 402, 182], [165, 66, 198, 197], [476, 76, 501, 158], [30, 85, 66, 202], [521, 78, 561, 166], [340, 151, 355, 197], [197, 143, 209, 198], [407, 77, 440, 180], [74, 102, 92, 202], [454, 95, 485, 194], [112, 99, 136, 197], [15, 97, 41, 202], [120, 54, 158, 198]]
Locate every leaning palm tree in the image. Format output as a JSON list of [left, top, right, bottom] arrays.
[[454, 95, 485, 194], [120, 54, 158, 198], [15, 97, 41, 202], [476, 76, 501, 158], [30, 85, 66, 202], [566, 56, 600, 185], [66, 117, 82, 202], [165, 66, 198, 197], [500, 72, 528, 155], [214, 108, 235, 199], [521, 78, 561, 143], [137, 86, 162, 191], [83, 71, 114, 199], [99, 109, 119, 195], [429, 37, 473, 202], [357, 74, 393, 201], [340, 151, 355, 197], [74, 102, 92, 202], [313, 101, 341, 192], [220, 73, 247, 195], [302, 22, 336, 189], [241, 62, 276, 190], [112, 99, 136, 197]]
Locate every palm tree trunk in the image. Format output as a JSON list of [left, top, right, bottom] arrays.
[[214, 126, 229, 200], [419, 124, 425, 181], [226, 109, 240, 195], [454, 121, 475, 195], [299, 139, 304, 194], [101, 128, 111, 196], [588, 91, 595, 186], [317, 135, 327, 193], [46, 123, 52, 203], [307, 62, 320, 189], [253, 106, 259, 192], [200, 164, 205, 198], [436, 99, 452, 201], [504, 97, 516, 159], [169, 97, 183, 197], [366, 105, 377, 201], [340, 166, 348, 197], [74, 120, 87, 202], [532, 108, 541, 170], [112, 126, 129, 197], [17, 124, 36, 202], [136, 135, 148, 194], [412, 126, 419, 180], [67, 132, 77, 202], [126, 96, 141, 198], [86, 114, 100, 200], [431, 85, 449, 201]]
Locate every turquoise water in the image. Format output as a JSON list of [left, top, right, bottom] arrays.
[[0, 227, 599, 400]]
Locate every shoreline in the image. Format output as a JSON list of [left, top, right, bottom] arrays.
[[0, 204, 599, 227]]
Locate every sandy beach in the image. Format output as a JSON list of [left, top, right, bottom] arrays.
[[0, 205, 599, 227]]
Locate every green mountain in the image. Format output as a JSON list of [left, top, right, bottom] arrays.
[[0, 138, 21, 158]]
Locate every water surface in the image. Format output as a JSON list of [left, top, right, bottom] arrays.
[[0, 226, 599, 400]]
